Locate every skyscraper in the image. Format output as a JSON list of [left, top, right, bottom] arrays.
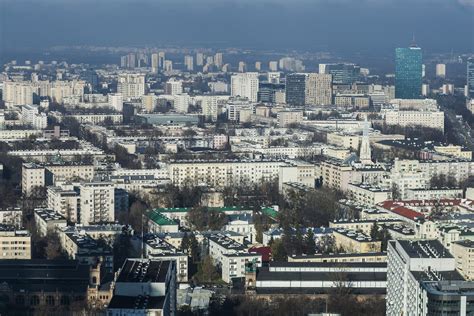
[[322, 63, 360, 85], [285, 73, 307, 106], [184, 55, 194, 71], [214, 53, 223, 68], [467, 57, 474, 98], [304, 73, 332, 105], [151, 53, 159, 73], [395, 44, 423, 99]]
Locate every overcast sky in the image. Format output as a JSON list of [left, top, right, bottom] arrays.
[[0, 0, 473, 53]]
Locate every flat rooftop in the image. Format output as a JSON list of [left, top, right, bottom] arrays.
[[397, 240, 452, 259], [117, 259, 171, 283]]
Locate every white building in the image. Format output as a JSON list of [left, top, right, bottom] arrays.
[[117, 73, 145, 99], [108, 93, 123, 112], [436, 64, 446, 78], [383, 109, 444, 131], [231, 73, 259, 102], [165, 79, 183, 95], [21, 105, 47, 129], [184, 55, 194, 71], [78, 181, 115, 225], [305, 73, 332, 105], [173, 94, 190, 113]]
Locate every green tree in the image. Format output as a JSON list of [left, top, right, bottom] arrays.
[[304, 228, 316, 255], [270, 239, 287, 261]]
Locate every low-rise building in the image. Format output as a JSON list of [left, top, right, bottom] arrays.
[[147, 210, 180, 233], [347, 183, 392, 206], [0, 225, 31, 259], [288, 252, 387, 263], [333, 228, 382, 253], [34, 208, 68, 237]]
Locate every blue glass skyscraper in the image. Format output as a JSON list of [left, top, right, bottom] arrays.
[[395, 45, 422, 99]]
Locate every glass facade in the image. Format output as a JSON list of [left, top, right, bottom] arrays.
[[325, 63, 360, 85], [395, 47, 423, 99], [285, 73, 306, 106]]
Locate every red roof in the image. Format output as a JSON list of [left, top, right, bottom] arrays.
[[390, 206, 424, 220], [249, 246, 271, 262]]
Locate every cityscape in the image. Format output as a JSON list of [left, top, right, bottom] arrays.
[[0, 0, 474, 315]]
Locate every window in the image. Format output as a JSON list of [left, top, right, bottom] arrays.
[[46, 295, 55, 306], [30, 295, 40, 306]]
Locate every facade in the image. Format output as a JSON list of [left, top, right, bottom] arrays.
[[168, 159, 287, 188], [47, 185, 80, 223], [78, 181, 115, 225], [346, 183, 391, 206], [21, 105, 47, 129], [383, 109, 444, 131], [117, 73, 145, 99], [321, 63, 360, 85], [333, 228, 382, 253], [231, 73, 259, 102], [34, 208, 67, 237], [395, 46, 423, 99], [304, 73, 332, 105], [0, 225, 31, 259], [22, 163, 45, 195], [165, 79, 183, 95], [451, 240, 474, 280], [108, 93, 123, 112], [276, 110, 303, 127], [285, 73, 307, 106]]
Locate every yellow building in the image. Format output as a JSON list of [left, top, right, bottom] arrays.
[[0, 225, 31, 259], [451, 240, 474, 280], [333, 229, 381, 253]]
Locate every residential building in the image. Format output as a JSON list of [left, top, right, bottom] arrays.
[[0, 225, 31, 259], [333, 228, 381, 253], [117, 73, 145, 99], [451, 239, 474, 280], [231, 73, 259, 102], [21, 105, 47, 129], [304, 73, 332, 105], [78, 181, 115, 225], [34, 208, 67, 237], [165, 79, 183, 95], [276, 110, 303, 127]]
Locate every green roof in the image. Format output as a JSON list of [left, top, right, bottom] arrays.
[[147, 210, 178, 226], [154, 206, 252, 213], [261, 207, 278, 219]]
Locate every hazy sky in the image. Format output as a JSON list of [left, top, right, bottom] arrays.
[[0, 0, 473, 53]]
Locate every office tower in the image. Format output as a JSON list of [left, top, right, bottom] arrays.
[[196, 53, 205, 66], [165, 79, 183, 95], [164, 60, 173, 72], [285, 73, 307, 106], [467, 57, 474, 98], [82, 69, 99, 90], [395, 44, 423, 99], [324, 63, 360, 85], [436, 63, 446, 78], [231, 72, 259, 102], [151, 53, 159, 73], [269, 61, 278, 72], [108, 93, 123, 112], [214, 53, 223, 68], [386, 240, 473, 316], [117, 73, 145, 99], [238, 62, 247, 73], [304, 73, 332, 105], [184, 55, 194, 71], [255, 61, 261, 72], [258, 82, 285, 103]]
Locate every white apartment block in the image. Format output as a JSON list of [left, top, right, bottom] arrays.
[[231, 73, 259, 102], [347, 183, 392, 206], [21, 105, 47, 129], [451, 240, 474, 280], [34, 208, 68, 237], [168, 159, 287, 188], [173, 94, 190, 113], [108, 93, 123, 112], [305, 73, 332, 105], [201, 96, 220, 122], [78, 181, 115, 225], [278, 162, 316, 192], [384, 110, 444, 131], [0, 225, 31, 259], [117, 73, 145, 99], [165, 79, 183, 95], [47, 185, 80, 223]]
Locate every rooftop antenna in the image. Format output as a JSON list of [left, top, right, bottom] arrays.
[[410, 34, 417, 48]]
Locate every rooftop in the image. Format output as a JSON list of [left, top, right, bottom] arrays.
[[117, 259, 171, 283], [397, 240, 452, 259]]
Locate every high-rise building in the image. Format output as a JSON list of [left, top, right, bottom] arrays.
[[165, 79, 183, 95], [304, 73, 332, 105], [108, 93, 123, 112], [258, 82, 285, 103], [117, 73, 145, 99], [395, 45, 423, 99], [231, 73, 259, 102], [359, 118, 372, 165], [238, 61, 246, 73], [269, 61, 278, 72], [173, 94, 190, 113], [151, 53, 159, 73], [255, 61, 261, 72], [78, 181, 115, 224], [322, 63, 360, 85], [436, 63, 446, 78], [158, 52, 166, 68], [467, 57, 474, 98], [386, 240, 473, 316], [196, 53, 205, 66], [201, 96, 220, 122], [184, 55, 194, 71], [285, 73, 307, 106], [214, 53, 223, 68], [164, 60, 173, 72]]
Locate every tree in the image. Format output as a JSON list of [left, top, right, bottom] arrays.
[[270, 239, 287, 261], [189, 233, 200, 263], [370, 222, 379, 239], [304, 228, 316, 255], [194, 255, 220, 283], [45, 233, 64, 259]]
